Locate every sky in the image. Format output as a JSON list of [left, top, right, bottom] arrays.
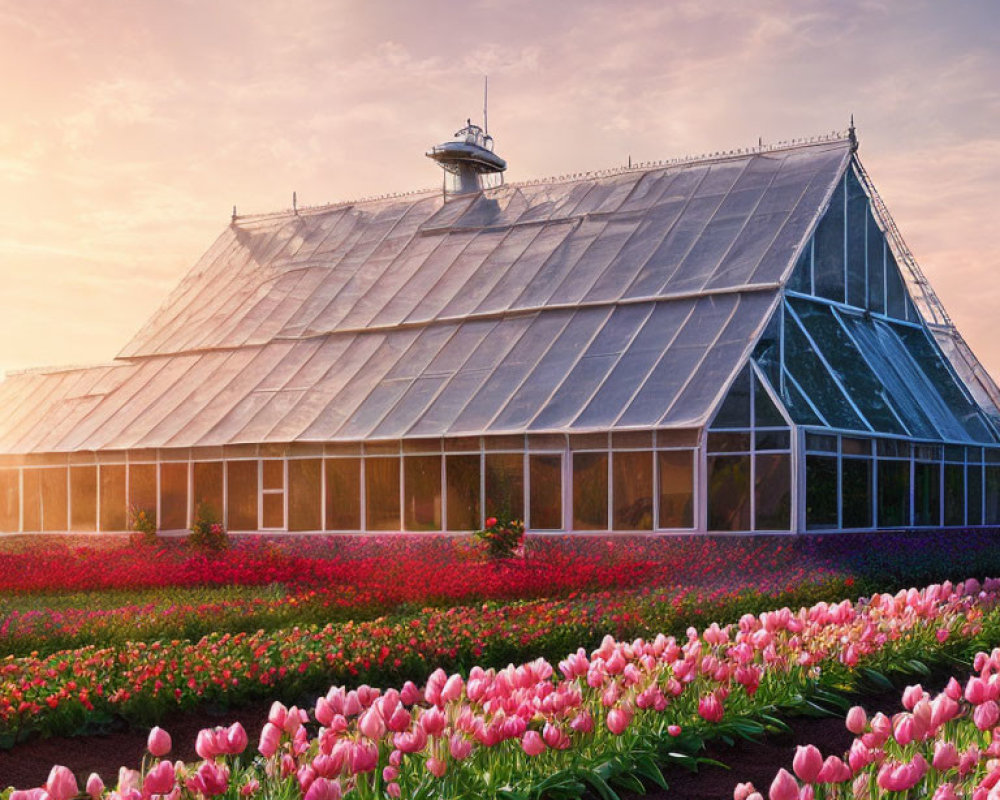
[[0, 0, 998, 382]]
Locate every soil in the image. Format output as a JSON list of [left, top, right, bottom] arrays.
[[0, 687, 912, 796]]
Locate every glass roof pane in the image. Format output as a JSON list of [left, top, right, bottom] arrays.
[[572, 300, 696, 429], [788, 298, 906, 435], [783, 309, 867, 432], [838, 315, 958, 440]]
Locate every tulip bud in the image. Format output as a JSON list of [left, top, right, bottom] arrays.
[[45, 766, 79, 800], [769, 768, 800, 800], [148, 726, 172, 757], [86, 774, 105, 800], [793, 745, 823, 783]]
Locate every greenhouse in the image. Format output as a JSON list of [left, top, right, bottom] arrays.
[[0, 127, 997, 535]]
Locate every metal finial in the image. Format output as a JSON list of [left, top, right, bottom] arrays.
[[231, 205, 237, 222], [849, 114, 858, 152], [483, 75, 488, 136], [293, 191, 298, 214]]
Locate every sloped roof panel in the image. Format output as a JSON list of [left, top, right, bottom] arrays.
[[0, 138, 858, 454]]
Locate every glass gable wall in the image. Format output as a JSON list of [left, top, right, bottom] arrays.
[[770, 161, 1000, 531]]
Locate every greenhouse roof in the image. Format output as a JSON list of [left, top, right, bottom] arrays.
[[0, 137, 858, 453]]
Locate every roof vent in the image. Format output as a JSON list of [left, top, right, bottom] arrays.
[[427, 103, 506, 197]]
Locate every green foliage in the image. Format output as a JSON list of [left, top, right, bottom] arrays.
[[474, 514, 525, 559], [188, 502, 229, 551], [127, 505, 158, 546]]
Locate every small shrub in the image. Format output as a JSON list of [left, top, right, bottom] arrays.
[[474, 515, 525, 559], [188, 503, 228, 551], [127, 506, 158, 546]]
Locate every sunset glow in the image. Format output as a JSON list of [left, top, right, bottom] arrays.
[[1, 0, 998, 378]]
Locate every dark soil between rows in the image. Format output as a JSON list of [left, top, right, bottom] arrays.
[[0, 687, 912, 796]]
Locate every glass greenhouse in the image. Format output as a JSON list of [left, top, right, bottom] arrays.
[[0, 130, 997, 534]]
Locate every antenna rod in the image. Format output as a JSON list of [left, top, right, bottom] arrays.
[[483, 75, 488, 135]]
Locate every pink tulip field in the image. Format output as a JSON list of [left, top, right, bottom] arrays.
[[4, 531, 1000, 797], [5, 571, 1000, 798]]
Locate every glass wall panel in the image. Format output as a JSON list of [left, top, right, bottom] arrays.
[[0, 469, 18, 532], [968, 463, 984, 526], [805, 455, 837, 530], [867, 213, 885, 314], [99, 464, 125, 531], [913, 461, 941, 526], [446, 454, 480, 531], [878, 460, 910, 527], [986, 466, 1000, 525], [712, 366, 751, 428], [192, 462, 223, 523], [39, 468, 68, 531], [159, 462, 188, 529], [943, 464, 965, 526], [288, 459, 322, 531], [813, 178, 845, 302], [658, 450, 693, 529], [841, 458, 873, 529], [70, 466, 97, 531], [529, 454, 562, 529], [129, 464, 157, 521], [404, 455, 441, 531], [846, 170, 868, 308], [227, 461, 258, 531], [22, 469, 41, 531], [262, 460, 283, 491], [573, 452, 608, 530], [787, 242, 811, 294], [885, 251, 906, 320], [261, 494, 283, 528], [754, 453, 790, 530], [755, 379, 786, 427], [612, 450, 653, 530], [326, 459, 361, 531], [485, 453, 524, 521], [366, 457, 401, 531], [707, 455, 751, 531]]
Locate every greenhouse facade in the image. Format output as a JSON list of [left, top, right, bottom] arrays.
[[0, 130, 998, 535]]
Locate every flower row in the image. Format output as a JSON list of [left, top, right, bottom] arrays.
[[744, 644, 1000, 800], [5, 577, 1000, 797]]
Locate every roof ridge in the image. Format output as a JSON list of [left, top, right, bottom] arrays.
[[233, 130, 852, 223]]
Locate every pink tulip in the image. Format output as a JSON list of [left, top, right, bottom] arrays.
[[974, 700, 1000, 730], [241, 778, 260, 797], [400, 681, 422, 705], [902, 684, 925, 710], [845, 706, 867, 734], [196, 728, 221, 760], [147, 726, 172, 757], [258, 722, 282, 758], [698, 693, 724, 723], [815, 755, 851, 783], [606, 706, 633, 735], [440, 674, 465, 704], [143, 761, 175, 795], [393, 726, 428, 754], [9, 791, 47, 800], [304, 778, 342, 800], [426, 757, 448, 778], [358, 706, 386, 740], [768, 768, 800, 800], [932, 784, 960, 800], [933, 741, 960, 771], [268, 701, 288, 728], [386, 783, 401, 799], [186, 761, 230, 797], [450, 733, 473, 760], [570, 710, 594, 734], [734, 783, 757, 800], [86, 774, 104, 800], [792, 745, 823, 783], [522, 730, 546, 756], [45, 766, 78, 800], [224, 722, 248, 754], [419, 707, 447, 737]]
